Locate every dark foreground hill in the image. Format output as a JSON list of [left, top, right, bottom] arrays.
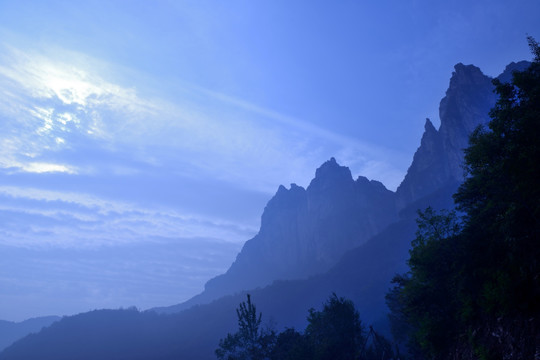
[[0, 61, 528, 360]]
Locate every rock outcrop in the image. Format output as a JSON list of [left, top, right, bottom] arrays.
[[395, 64, 496, 209], [202, 157, 397, 300], [394, 63, 528, 209]]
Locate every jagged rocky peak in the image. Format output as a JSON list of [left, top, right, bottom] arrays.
[[309, 157, 353, 190], [420, 118, 440, 149], [355, 175, 390, 190], [356, 175, 385, 191], [439, 63, 497, 185], [413, 118, 441, 157], [199, 157, 399, 302], [261, 183, 306, 230], [439, 63, 495, 141], [355, 175, 371, 186], [448, 63, 487, 88], [497, 60, 530, 83], [424, 117, 437, 133], [396, 63, 498, 209], [355, 176, 395, 207], [271, 183, 306, 205], [395, 118, 447, 210]]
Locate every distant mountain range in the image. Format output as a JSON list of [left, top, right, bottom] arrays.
[[0, 61, 529, 359]]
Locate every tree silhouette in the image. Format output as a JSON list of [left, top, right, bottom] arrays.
[[216, 294, 275, 360], [218, 293, 396, 359], [304, 293, 365, 360]]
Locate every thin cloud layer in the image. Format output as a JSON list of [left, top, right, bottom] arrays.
[[0, 185, 257, 249], [0, 42, 406, 192]]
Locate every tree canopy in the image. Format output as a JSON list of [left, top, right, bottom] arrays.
[[215, 294, 275, 360], [304, 293, 365, 360], [217, 293, 396, 360]]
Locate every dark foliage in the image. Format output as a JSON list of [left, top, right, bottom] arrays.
[[271, 328, 311, 360], [216, 294, 275, 360], [218, 293, 396, 360], [304, 293, 365, 360]]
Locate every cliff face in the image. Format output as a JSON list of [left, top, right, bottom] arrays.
[[394, 118, 450, 211], [395, 62, 530, 210], [396, 64, 497, 209], [203, 157, 397, 299], [438, 63, 498, 181]]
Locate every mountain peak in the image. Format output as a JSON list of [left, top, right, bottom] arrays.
[[277, 184, 287, 193], [439, 62, 495, 139], [453, 62, 483, 76], [446, 63, 488, 93], [396, 63, 498, 209], [424, 118, 436, 132], [272, 183, 306, 204], [497, 60, 530, 83], [313, 157, 352, 182], [316, 156, 338, 171]]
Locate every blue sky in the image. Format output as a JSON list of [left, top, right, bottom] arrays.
[[0, 0, 539, 321]]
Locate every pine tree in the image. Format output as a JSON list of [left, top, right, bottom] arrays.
[[216, 294, 275, 360]]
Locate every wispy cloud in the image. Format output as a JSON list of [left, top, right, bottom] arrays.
[[0, 41, 407, 192], [190, 85, 409, 188], [0, 186, 257, 249], [0, 43, 149, 111]]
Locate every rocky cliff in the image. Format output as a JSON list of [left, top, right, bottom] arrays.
[[395, 62, 529, 209], [202, 157, 397, 301]]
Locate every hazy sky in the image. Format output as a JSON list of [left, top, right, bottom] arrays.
[[0, 0, 538, 321]]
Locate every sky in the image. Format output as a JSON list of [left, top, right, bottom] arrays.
[[0, 0, 539, 322]]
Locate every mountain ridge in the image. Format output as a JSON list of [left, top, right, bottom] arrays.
[[156, 157, 398, 314]]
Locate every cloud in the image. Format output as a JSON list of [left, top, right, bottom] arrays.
[[0, 41, 407, 192], [204, 88, 409, 189], [0, 186, 257, 249], [0, 43, 147, 112], [16, 162, 76, 174]]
